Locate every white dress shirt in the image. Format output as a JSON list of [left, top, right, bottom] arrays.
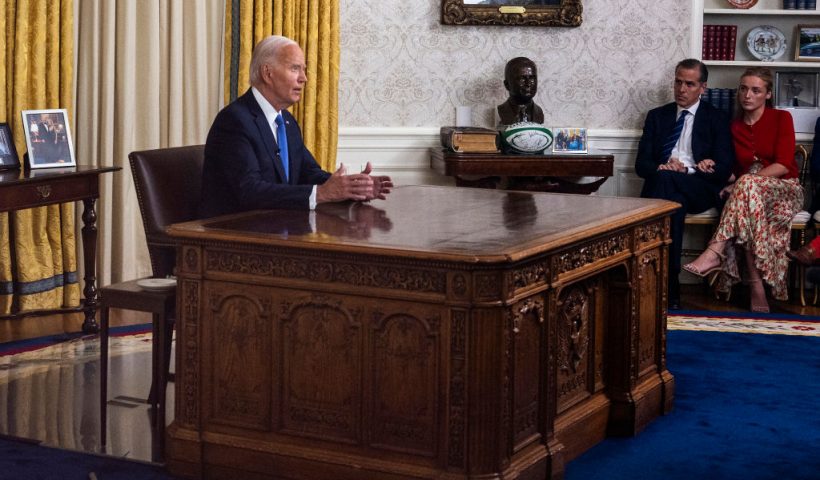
[[670, 100, 700, 175], [251, 87, 318, 209]]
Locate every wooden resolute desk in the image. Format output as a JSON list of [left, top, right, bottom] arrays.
[[430, 149, 614, 194], [166, 186, 677, 480], [0, 166, 120, 332]]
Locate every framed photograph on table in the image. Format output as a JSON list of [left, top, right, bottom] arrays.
[[21, 108, 76, 169], [552, 128, 587, 154], [774, 71, 818, 107], [795, 25, 820, 61], [0, 123, 20, 170]]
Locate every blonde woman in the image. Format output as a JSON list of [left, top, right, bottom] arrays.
[[683, 67, 803, 312]]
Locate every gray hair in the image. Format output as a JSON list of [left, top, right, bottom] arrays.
[[249, 36, 298, 87]]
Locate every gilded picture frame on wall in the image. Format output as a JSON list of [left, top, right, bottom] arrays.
[[441, 0, 582, 27]]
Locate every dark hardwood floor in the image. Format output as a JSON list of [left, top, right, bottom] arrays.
[[680, 283, 820, 316]]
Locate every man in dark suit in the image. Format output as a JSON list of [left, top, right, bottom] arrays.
[[635, 58, 734, 310], [200, 35, 392, 219]]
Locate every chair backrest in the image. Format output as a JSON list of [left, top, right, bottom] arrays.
[[129, 145, 205, 278]]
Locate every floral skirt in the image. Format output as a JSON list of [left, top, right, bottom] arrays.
[[713, 169, 803, 301]]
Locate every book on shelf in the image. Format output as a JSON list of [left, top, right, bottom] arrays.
[[440, 126, 500, 153], [702, 25, 736, 61], [701, 88, 736, 119]]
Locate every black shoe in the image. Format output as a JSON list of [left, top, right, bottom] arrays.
[[668, 298, 681, 311]]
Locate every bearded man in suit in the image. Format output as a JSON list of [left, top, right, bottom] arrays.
[[635, 58, 735, 310], [199, 35, 392, 219]]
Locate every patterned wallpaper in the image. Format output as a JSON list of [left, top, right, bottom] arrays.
[[339, 0, 691, 130]]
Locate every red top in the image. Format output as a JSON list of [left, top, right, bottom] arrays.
[[730, 108, 797, 179]]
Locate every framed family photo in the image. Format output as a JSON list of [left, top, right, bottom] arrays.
[[21, 109, 76, 169], [795, 25, 820, 61], [0, 123, 20, 170], [552, 127, 587, 153], [774, 71, 818, 107]]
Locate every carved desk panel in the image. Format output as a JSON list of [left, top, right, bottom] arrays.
[[167, 186, 676, 480]]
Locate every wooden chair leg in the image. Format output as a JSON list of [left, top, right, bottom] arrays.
[[99, 305, 110, 451], [799, 264, 807, 307]]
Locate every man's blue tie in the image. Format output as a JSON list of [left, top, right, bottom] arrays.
[[275, 113, 289, 182], [660, 110, 689, 161]]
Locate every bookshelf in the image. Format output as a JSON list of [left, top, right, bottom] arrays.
[[693, 0, 820, 135]]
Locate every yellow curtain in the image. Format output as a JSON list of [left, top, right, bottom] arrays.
[[223, 0, 339, 171], [0, 0, 78, 314]]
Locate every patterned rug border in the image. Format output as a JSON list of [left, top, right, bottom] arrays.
[[669, 311, 820, 336], [0, 323, 151, 357]]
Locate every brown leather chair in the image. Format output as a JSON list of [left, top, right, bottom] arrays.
[[99, 145, 204, 459]]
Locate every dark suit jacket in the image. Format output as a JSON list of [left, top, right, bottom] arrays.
[[634, 101, 734, 191], [199, 89, 331, 218]]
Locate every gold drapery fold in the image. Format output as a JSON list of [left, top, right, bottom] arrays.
[[0, 0, 78, 314], [224, 0, 339, 172]]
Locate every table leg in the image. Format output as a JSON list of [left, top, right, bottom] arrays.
[[81, 198, 99, 333]]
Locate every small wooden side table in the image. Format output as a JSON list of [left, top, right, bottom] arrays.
[[430, 148, 614, 194]]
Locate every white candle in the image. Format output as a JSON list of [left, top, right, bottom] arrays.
[[455, 106, 472, 127]]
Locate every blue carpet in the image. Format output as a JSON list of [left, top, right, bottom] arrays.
[[0, 435, 176, 479], [566, 330, 820, 480], [1, 326, 817, 478]]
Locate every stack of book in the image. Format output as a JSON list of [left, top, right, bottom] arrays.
[[784, 0, 817, 9], [440, 126, 499, 153], [702, 88, 736, 117], [702, 25, 737, 61]]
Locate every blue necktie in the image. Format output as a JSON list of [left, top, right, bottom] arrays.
[[660, 110, 689, 161], [275, 113, 289, 182]]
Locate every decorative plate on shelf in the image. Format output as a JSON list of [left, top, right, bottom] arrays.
[[746, 26, 787, 62], [727, 0, 758, 8]]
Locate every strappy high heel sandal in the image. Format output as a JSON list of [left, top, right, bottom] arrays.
[[683, 245, 726, 278]]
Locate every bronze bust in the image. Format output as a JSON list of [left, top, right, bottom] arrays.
[[497, 57, 544, 126]]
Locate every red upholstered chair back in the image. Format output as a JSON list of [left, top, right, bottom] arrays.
[[129, 145, 205, 278]]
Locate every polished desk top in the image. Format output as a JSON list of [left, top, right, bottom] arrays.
[[169, 185, 676, 264]]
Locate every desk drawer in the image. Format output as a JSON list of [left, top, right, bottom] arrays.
[[0, 175, 99, 212]]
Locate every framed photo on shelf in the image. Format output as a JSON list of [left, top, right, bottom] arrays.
[[775, 72, 819, 108], [795, 25, 820, 61], [0, 123, 20, 170], [552, 128, 587, 154], [21, 109, 76, 169]]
